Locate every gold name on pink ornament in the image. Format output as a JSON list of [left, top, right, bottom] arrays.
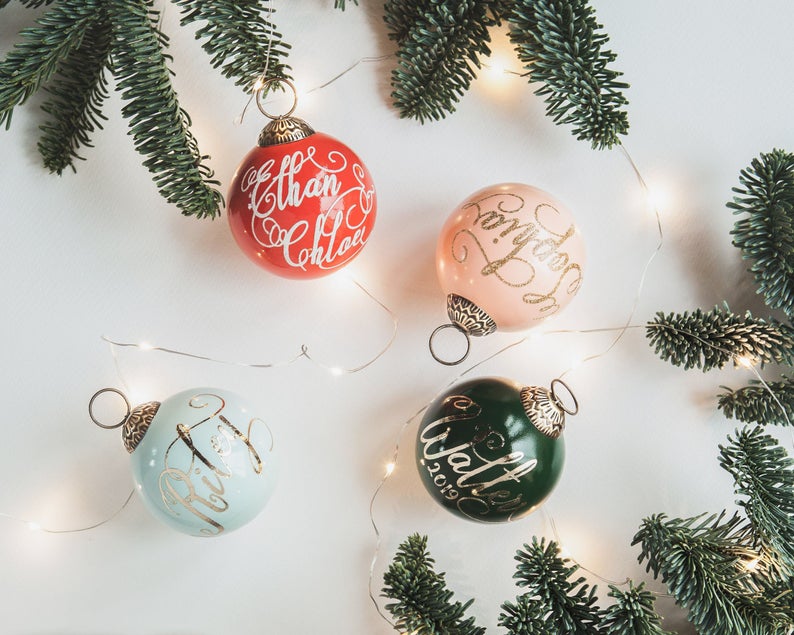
[[240, 146, 374, 271], [418, 396, 537, 521], [453, 193, 583, 317]]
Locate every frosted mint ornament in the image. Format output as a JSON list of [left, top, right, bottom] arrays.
[[90, 387, 277, 537]]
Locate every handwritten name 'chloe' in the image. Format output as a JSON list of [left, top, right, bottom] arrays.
[[241, 146, 373, 271]]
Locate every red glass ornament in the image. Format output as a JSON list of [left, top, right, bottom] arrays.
[[228, 81, 376, 279]]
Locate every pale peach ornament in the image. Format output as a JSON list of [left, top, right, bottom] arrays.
[[430, 183, 585, 364]]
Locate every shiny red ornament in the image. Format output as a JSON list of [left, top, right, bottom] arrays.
[[227, 82, 376, 279]]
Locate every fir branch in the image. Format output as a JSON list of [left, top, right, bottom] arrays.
[[601, 583, 673, 635], [633, 512, 784, 635], [2, 1, 58, 9], [499, 537, 601, 634], [0, 0, 101, 128], [385, 0, 501, 122], [384, 0, 431, 44], [109, 0, 223, 218], [719, 427, 794, 573], [646, 306, 794, 371], [506, 0, 629, 149], [382, 534, 485, 635], [37, 9, 112, 174], [728, 149, 794, 319], [718, 376, 794, 427], [175, 0, 291, 89]]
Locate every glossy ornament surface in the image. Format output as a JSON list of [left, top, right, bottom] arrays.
[[92, 387, 277, 536], [415, 377, 574, 523], [432, 183, 585, 362], [227, 91, 376, 279]]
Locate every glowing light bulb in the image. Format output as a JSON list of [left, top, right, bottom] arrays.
[[559, 545, 572, 559], [385, 462, 395, 477], [736, 355, 756, 368], [329, 366, 344, 377], [252, 77, 265, 92], [744, 557, 760, 571], [27, 521, 41, 532], [485, 60, 507, 77], [139, 341, 154, 351]]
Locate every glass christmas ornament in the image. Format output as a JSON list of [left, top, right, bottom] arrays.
[[415, 376, 577, 523], [90, 387, 277, 537], [227, 79, 377, 279], [430, 183, 585, 364]]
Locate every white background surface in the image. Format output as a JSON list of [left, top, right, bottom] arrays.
[[1, 2, 793, 633]]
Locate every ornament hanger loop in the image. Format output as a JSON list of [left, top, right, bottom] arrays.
[[550, 378, 578, 416], [89, 388, 131, 429], [429, 323, 471, 366], [255, 77, 298, 120]]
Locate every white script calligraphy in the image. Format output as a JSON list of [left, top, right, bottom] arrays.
[[240, 145, 375, 272]]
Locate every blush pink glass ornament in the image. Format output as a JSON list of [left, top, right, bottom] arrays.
[[430, 183, 585, 364]]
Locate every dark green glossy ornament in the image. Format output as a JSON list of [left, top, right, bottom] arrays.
[[416, 376, 576, 523]]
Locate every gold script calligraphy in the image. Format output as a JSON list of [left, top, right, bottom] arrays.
[[451, 192, 583, 318], [418, 395, 538, 521], [159, 393, 270, 536]]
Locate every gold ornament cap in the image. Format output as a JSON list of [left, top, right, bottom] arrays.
[[428, 294, 498, 366], [122, 401, 161, 453], [258, 116, 315, 146], [446, 293, 497, 337], [254, 77, 315, 146], [520, 379, 579, 440], [89, 388, 161, 454]]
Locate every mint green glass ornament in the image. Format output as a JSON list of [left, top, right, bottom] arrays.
[[91, 387, 277, 536], [416, 377, 576, 523]]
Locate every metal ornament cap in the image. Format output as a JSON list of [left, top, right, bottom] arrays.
[[446, 293, 497, 336], [258, 116, 316, 146], [122, 401, 161, 453], [520, 379, 579, 440]]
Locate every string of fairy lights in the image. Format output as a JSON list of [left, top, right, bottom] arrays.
[[1, 18, 790, 634]]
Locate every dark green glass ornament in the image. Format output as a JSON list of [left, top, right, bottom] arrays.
[[416, 376, 576, 523]]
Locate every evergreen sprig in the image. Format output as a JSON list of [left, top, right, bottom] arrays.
[[383, 0, 629, 148], [506, 0, 629, 149], [647, 148, 794, 433], [646, 306, 794, 371], [109, 0, 221, 218], [728, 149, 794, 320], [36, 8, 112, 174], [382, 534, 485, 635], [385, 535, 672, 634], [174, 0, 291, 89], [1, 0, 292, 218], [499, 537, 601, 634], [601, 583, 673, 635], [633, 512, 778, 635], [719, 427, 794, 573], [384, 0, 501, 123], [0, 0, 101, 129], [718, 376, 794, 427]]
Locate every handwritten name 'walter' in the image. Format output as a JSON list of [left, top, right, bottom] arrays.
[[418, 396, 538, 521]]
